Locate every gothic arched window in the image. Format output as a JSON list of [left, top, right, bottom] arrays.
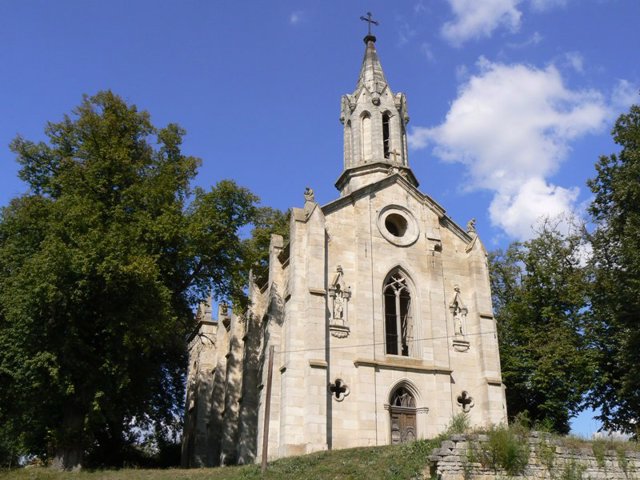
[[384, 271, 413, 356]]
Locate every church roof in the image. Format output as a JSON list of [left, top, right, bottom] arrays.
[[356, 35, 388, 94]]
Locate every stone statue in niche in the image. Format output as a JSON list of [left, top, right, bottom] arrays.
[[331, 282, 351, 322], [328, 266, 352, 338], [449, 285, 468, 337], [333, 285, 345, 319]]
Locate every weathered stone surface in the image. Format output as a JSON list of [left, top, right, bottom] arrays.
[[429, 433, 640, 480]]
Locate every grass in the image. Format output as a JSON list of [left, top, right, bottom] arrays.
[[3, 417, 638, 480], [0, 440, 439, 480]]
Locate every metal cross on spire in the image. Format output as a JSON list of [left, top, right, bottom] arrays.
[[360, 12, 379, 36]]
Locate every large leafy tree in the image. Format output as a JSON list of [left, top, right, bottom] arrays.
[[587, 103, 640, 435], [490, 221, 592, 433], [0, 92, 259, 468]]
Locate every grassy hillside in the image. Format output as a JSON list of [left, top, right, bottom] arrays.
[[0, 440, 436, 480]]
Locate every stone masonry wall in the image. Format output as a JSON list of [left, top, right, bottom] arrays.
[[429, 433, 640, 479]]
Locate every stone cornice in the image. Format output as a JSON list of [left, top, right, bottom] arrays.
[[334, 162, 419, 192], [354, 357, 452, 375]]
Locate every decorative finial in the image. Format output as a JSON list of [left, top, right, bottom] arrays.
[[304, 187, 315, 203], [360, 12, 379, 42], [466, 218, 477, 234]]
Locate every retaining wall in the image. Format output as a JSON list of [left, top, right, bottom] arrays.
[[428, 433, 640, 479]]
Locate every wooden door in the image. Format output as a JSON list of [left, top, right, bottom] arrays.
[[390, 407, 417, 444], [389, 387, 417, 444]]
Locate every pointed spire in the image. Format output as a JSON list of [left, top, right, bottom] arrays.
[[356, 35, 388, 95], [335, 19, 417, 196]]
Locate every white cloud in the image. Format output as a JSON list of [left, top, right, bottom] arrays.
[[420, 42, 435, 62], [441, 0, 569, 46], [530, 0, 568, 11], [397, 21, 417, 46], [507, 31, 543, 48], [489, 178, 579, 239], [409, 58, 611, 239], [414, 1, 428, 14], [455, 64, 470, 82], [564, 52, 584, 73], [289, 11, 303, 25], [611, 79, 639, 111], [441, 0, 522, 46]]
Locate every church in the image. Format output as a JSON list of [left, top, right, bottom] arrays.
[[181, 25, 507, 467]]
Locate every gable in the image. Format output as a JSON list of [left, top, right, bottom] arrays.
[[322, 173, 471, 245]]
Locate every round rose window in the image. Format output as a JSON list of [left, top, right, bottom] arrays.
[[377, 205, 419, 246]]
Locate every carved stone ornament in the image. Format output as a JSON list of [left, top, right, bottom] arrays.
[[453, 338, 470, 352], [457, 391, 474, 413], [340, 95, 356, 123], [466, 218, 477, 234], [328, 266, 352, 338], [465, 218, 480, 253], [219, 302, 231, 330], [329, 378, 350, 402], [394, 92, 409, 125], [304, 187, 315, 203]]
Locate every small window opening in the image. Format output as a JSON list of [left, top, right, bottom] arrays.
[[385, 214, 408, 237], [383, 112, 391, 159]]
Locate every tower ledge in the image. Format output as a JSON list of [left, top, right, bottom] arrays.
[[335, 162, 418, 196]]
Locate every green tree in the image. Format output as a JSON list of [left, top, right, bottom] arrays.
[[490, 220, 592, 433], [243, 207, 290, 287], [587, 103, 640, 435], [0, 91, 259, 468]]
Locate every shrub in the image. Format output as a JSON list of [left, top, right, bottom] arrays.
[[476, 424, 530, 476], [559, 459, 586, 480], [445, 413, 471, 436]]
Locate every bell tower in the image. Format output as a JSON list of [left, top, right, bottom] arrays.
[[336, 20, 417, 196]]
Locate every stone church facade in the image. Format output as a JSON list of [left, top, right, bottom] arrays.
[[182, 32, 507, 467]]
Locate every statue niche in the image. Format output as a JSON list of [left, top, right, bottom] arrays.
[[328, 266, 351, 338], [450, 285, 470, 352]]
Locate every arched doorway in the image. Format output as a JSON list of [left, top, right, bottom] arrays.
[[389, 386, 417, 444]]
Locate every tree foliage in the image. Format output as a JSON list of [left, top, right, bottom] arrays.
[[587, 103, 640, 435], [243, 207, 290, 287], [0, 91, 260, 468], [490, 220, 592, 433]]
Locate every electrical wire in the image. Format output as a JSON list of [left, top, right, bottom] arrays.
[[272, 330, 497, 355]]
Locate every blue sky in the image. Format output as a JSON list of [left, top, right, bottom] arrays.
[[1, 1, 638, 436]]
